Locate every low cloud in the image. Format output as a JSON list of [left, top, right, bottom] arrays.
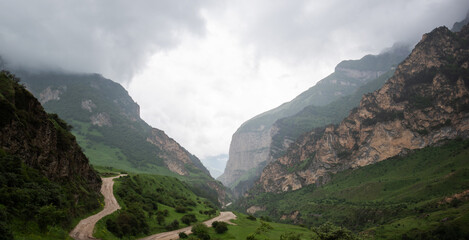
[[0, 0, 209, 82]]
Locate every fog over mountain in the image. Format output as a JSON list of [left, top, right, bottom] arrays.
[[0, 0, 468, 170]]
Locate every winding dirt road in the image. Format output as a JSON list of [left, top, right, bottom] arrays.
[[139, 211, 237, 240], [69, 174, 126, 240], [69, 173, 236, 240]]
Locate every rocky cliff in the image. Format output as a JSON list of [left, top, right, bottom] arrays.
[[0, 70, 101, 193], [147, 128, 209, 176], [257, 25, 469, 193], [219, 45, 409, 197], [17, 71, 228, 205]]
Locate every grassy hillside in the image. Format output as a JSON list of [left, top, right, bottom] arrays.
[[233, 139, 469, 239], [0, 71, 102, 239], [93, 174, 218, 239]]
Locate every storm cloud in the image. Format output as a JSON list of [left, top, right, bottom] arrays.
[[0, 0, 208, 82]]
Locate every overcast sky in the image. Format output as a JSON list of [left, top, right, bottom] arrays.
[[0, 0, 468, 177]]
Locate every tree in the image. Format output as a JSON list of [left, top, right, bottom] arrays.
[[181, 214, 197, 225], [191, 223, 211, 240], [212, 221, 228, 234], [312, 222, 358, 240]]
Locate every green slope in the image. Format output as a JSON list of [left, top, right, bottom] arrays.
[[233, 139, 469, 239], [0, 71, 102, 239], [16, 72, 227, 205], [94, 174, 219, 239]]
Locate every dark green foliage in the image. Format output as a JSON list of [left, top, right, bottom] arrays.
[[247, 215, 257, 221], [166, 219, 179, 231], [212, 221, 228, 234], [0, 204, 13, 240], [312, 222, 358, 240], [0, 151, 100, 236], [280, 232, 303, 240], [191, 223, 211, 240], [179, 231, 189, 238], [234, 139, 469, 237], [181, 214, 197, 225], [176, 205, 188, 213]]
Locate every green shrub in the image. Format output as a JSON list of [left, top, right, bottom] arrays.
[[191, 223, 211, 240], [179, 232, 188, 238], [181, 214, 197, 225]]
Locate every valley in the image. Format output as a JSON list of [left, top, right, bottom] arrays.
[[1, 3, 469, 240]]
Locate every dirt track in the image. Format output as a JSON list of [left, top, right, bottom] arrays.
[[69, 174, 126, 240], [139, 211, 237, 240], [69, 173, 236, 240]]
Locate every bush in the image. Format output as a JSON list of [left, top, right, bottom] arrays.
[[179, 232, 188, 238], [247, 215, 257, 221], [191, 223, 211, 240], [166, 219, 180, 231], [175, 205, 187, 213], [181, 214, 197, 225], [213, 221, 228, 234]]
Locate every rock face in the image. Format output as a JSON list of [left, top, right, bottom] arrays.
[[147, 128, 209, 176], [0, 71, 101, 192], [17, 71, 228, 205], [219, 45, 409, 197], [257, 25, 469, 193]]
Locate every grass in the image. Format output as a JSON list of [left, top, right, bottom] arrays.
[[93, 173, 219, 239], [210, 212, 314, 240], [233, 139, 469, 239]]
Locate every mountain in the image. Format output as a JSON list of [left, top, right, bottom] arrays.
[[220, 44, 410, 197], [451, 10, 469, 32], [0, 71, 101, 238], [230, 23, 469, 239], [256, 24, 469, 193], [16, 71, 228, 205]]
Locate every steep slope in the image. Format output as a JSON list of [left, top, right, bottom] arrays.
[[233, 139, 469, 239], [257, 24, 469, 194], [17, 72, 227, 205], [220, 45, 409, 196], [0, 71, 101, 238]]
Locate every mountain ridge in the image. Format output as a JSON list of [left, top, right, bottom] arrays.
[[256, 24, 469, 193]]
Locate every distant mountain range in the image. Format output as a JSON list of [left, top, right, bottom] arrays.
[[219, 43, 410, 197]]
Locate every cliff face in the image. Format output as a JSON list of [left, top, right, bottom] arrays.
[[17, 71, 228, 205], [147, 128, 209, 176], [258, 25, 469, 193], [219, 45, 409, 196], [19, 72, 211, 176], [0, 71, 101, 192]]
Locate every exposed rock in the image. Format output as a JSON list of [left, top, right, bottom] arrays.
[[257, 25, 469, 193], [221, 45, 410, 197], [38, 86, 66, 104], [0, 72, 101, 192], [90, 112, 112, 127], [147, 128, 210, 176], [81, 99, 96, 112], [246, 206, 265, 214]]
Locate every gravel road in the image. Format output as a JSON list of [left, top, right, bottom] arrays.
[[69, 174, 126, 240]]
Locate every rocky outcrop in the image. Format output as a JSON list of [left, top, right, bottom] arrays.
[[257, 25, 469, 193], [90, 112, 112, 127], [220, 44, 409, 197], [38, 86, 66, 104], [0, 71, 101, 192], [147, 128, 209, 176]]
